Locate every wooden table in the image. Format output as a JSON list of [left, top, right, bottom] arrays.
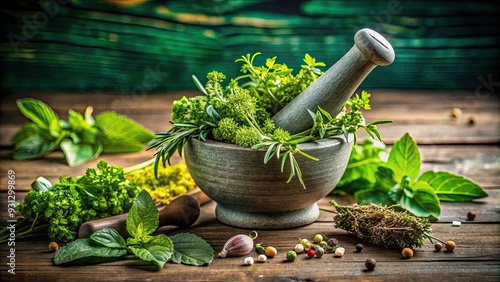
[[1, 91, 499, 281]]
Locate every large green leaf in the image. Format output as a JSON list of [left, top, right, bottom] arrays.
[[419, 171, 488, 201], [54, 238, 127, 265], [128, 234, 173, 269], [95, 111, 155, 153], [126, 190, 159, 238], [12, 135, 58, 160], [90, 228, 127, 249], [398, 181, 441, 218], [60, 140, 103, 167], [387, 133, 421, 181], [170, 233, 214, 266], [16, 98, 60, 131]]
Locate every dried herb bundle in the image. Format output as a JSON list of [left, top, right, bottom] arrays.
[[330, 201, 433, 248]]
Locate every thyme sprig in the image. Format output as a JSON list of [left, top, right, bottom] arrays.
[[326, 200, 433, 248]]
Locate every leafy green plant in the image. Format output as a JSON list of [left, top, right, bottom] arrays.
[[333, 132, 488, 219], [0, 160, 142, 243], [54, 190, 214, 269], [11, 98, 154, 166], [150, 53, 391, 188]]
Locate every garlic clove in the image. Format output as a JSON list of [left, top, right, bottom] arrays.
[[218, 234, 255, 258]]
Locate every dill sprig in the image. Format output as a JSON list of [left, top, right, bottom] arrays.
[[329, 200, 433, 248]]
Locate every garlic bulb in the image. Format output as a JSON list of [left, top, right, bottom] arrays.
[[218, 231, 258, 258]]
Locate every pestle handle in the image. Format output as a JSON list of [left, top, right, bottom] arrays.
[[272, 28, 395, 134]]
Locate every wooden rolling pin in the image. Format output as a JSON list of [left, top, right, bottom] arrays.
[[78, 193, 207, 238], [272, 28, 395, 134]]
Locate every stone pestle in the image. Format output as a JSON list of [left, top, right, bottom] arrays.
[[271, 28, 395, 134]]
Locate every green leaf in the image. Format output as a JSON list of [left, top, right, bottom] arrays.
[[60, 140, 103, 167], [90, 228, 127, 249], [355, 188, 395, 205], [12, 135, 58, 160], [31, 177, 52, 192], [10, 123, 39, 144], [374, 166, 397, 191], [68, 109, 92, 133], [418, 171, 488, 201], [16, 98, 60, 131], [126, 190, 159, 238], [54, 238, 127, 265], [170, 233, 214, 266], [387, 133, 421, 181], [128, 234, 173, 269], [397, 181, 441, 218], [95, 111, 155, 153]]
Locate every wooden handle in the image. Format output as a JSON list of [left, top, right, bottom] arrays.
[[78, 194, 201, 238], [272, 28, 395, 134]]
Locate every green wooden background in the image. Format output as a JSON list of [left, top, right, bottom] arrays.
[[1, 0, 499, 94]]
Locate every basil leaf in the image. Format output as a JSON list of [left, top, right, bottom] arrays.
[[418, 171, 488, 201], [95, 111, 155, 153], [60, 140, 103, 167], [12, 135, 58, 160], [54, 238, 127, 265], [397, 181, 441, 218], [374, 166, 397, 191], [387, 133, 420, 182], [128, 234, 173, 269], [170, 233, 214, 266], [16, 98, 60, 131], [90, 228, 127, 249], [126, 190, 159, 238], [10, 123, 39, 144]]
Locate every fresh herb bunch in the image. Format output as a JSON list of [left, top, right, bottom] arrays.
[[333, 133, 488, 219], [0, 160, 142, 243], [54, 190, 214, 269], [11, 98, 154, 166], [151, 53, 390, 187], [329, 200, 433, 248]]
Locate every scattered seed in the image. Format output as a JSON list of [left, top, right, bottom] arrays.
[[450, 107, 462, 119], [286, 251, 297, 262], [402, 247, 414, 258], [355, 243, 363, 252], [307, 248, 316, 258], [294, 243, 304, 253], [445, 241, 456, 252], [48, 241, 59, 252], [452, 221, 461, 227], [313, 234, 323, 244], [365, 258, 376, 271], [244, 256, 254, 265], [257, 254, 267, 263], [265, 246, 278, 257], [315, 247, 325, 258], [334, 247, 345, 257], [327, 237, 339, 247], [467, 115, 476, 126], [467, 211, 476, 220], [434, 242, 443, 252]]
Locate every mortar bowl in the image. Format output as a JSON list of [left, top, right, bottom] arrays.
[[184, 134, 353, 229]]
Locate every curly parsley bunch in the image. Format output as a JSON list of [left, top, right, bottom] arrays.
[[151, 53, 390, 188], [13, 160, 141, 243]]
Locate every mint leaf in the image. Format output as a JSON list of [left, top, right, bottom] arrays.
[[90, 228, 127, 249], [397, 181, 441, 218], [16, 98, 60, 131], [128, 234, 173, 269], [374, 166, 397, 191], [54, 238, 127, 265], [95, 111, 154, 153], [12, 135, 58, 160], [126, 190, 159, 238], [419, 171, 488, 202], [387, 133, 420, 182], [170, 233, 214, 266], [60, 140, 103, 167]]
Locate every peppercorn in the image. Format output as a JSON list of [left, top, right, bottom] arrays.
[[467, 211, 476, 220], [48, 241, 59, 252], [402, 247, 414, 258], [445, 241, 456, 252], [244, 256, 254, 265], [315, 246, 325, 258], [307, 248, 316, 258], [355, 243, 363, 252], [365, 258, 376, 271], [257, 254, 267, 263], [434, 242, 443, 252], [294, 243, 304, 253], [313, 233, 323, 244], [286, 251, 297, 262], [265, 246, 278, 257], [327, 237, 339, 247]]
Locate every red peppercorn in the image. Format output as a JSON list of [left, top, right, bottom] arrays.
[[307, 248, 316, 258]]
